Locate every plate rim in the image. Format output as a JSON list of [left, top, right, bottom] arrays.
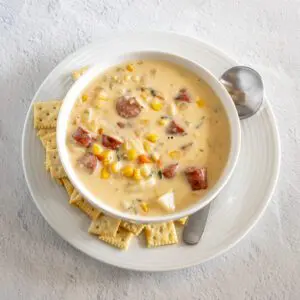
[[22, 31, 281, 272]]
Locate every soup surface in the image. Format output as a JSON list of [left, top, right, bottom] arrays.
[[66, 60, 230, 216]]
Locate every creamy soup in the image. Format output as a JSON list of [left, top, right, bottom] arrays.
[[66, 60, 230, 216]]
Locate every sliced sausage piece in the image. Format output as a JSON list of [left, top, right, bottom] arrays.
[[102, 134, 123, 150], [185, 167, 208, 190], [78, 153, 98, 173], [162, 163, 178, 179], [167, 120, 185, 135], [72, 126, 93, 148], [116, 96, 142, 119], [174, 88, 191, 103]]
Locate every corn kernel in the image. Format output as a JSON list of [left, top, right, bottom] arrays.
[[126, 64, 134, 72], [101, 150, 114, 166], [140, 119, 150, 125], [140, 92, 148, 101], [133, 168, 142, 181], [113, 75, 119, 82], [98, 128, 103, 135], [132, 75, 140, 83], [92, 143, 103, 156], [97, 96, 108, 101], [150, 100, 163, 111], [102, 159, 110, 166], [101, 150, 113, 159], [122, 165, 134, 177], [124, 74, 131, 81], [127, 149, 137, 161], [196, 98, 206, 108], [158, 118, 168, 126], [140, 165, 152, 178], [100, 167, 110, 179], [169, 150, 181, 160], [146, 133, 159, 143], [111, 162, 121, 173], [140, 202, 149, 213], [122, 141, 131, 151], [95, 101, 102, 109], [143, 141, 153, 153], [82, 94, 88, 102]]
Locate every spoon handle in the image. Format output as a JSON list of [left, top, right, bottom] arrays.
[[183, 204, 210, 245]]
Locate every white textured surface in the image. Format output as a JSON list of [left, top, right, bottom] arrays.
[[1, 0, 299, 299]]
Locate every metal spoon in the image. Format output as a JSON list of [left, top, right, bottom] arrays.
[[183, 66, 264, 245]]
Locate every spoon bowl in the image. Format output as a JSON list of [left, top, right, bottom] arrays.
[[220, 66, 264, 119]]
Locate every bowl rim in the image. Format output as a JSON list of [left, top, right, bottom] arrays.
[[57, 50, 241, 223]]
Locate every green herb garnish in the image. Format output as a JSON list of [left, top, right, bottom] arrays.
[[116, 148, 121, 161], [150, 89, 156, 97], [158, 170, 163, 179]]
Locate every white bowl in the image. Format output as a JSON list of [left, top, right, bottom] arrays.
[[57, 51, 241, 223]]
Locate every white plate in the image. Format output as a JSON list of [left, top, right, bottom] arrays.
[[22, 32, 281, 272]]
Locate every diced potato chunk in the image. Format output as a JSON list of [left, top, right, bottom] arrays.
[[168, 103, 177, 116], [140, 164, 152, 178], [157, 190, 175, 212]]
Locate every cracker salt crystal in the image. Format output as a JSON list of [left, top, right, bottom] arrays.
[[33, 101, 62, 129], [145, 222, 178, 248]]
